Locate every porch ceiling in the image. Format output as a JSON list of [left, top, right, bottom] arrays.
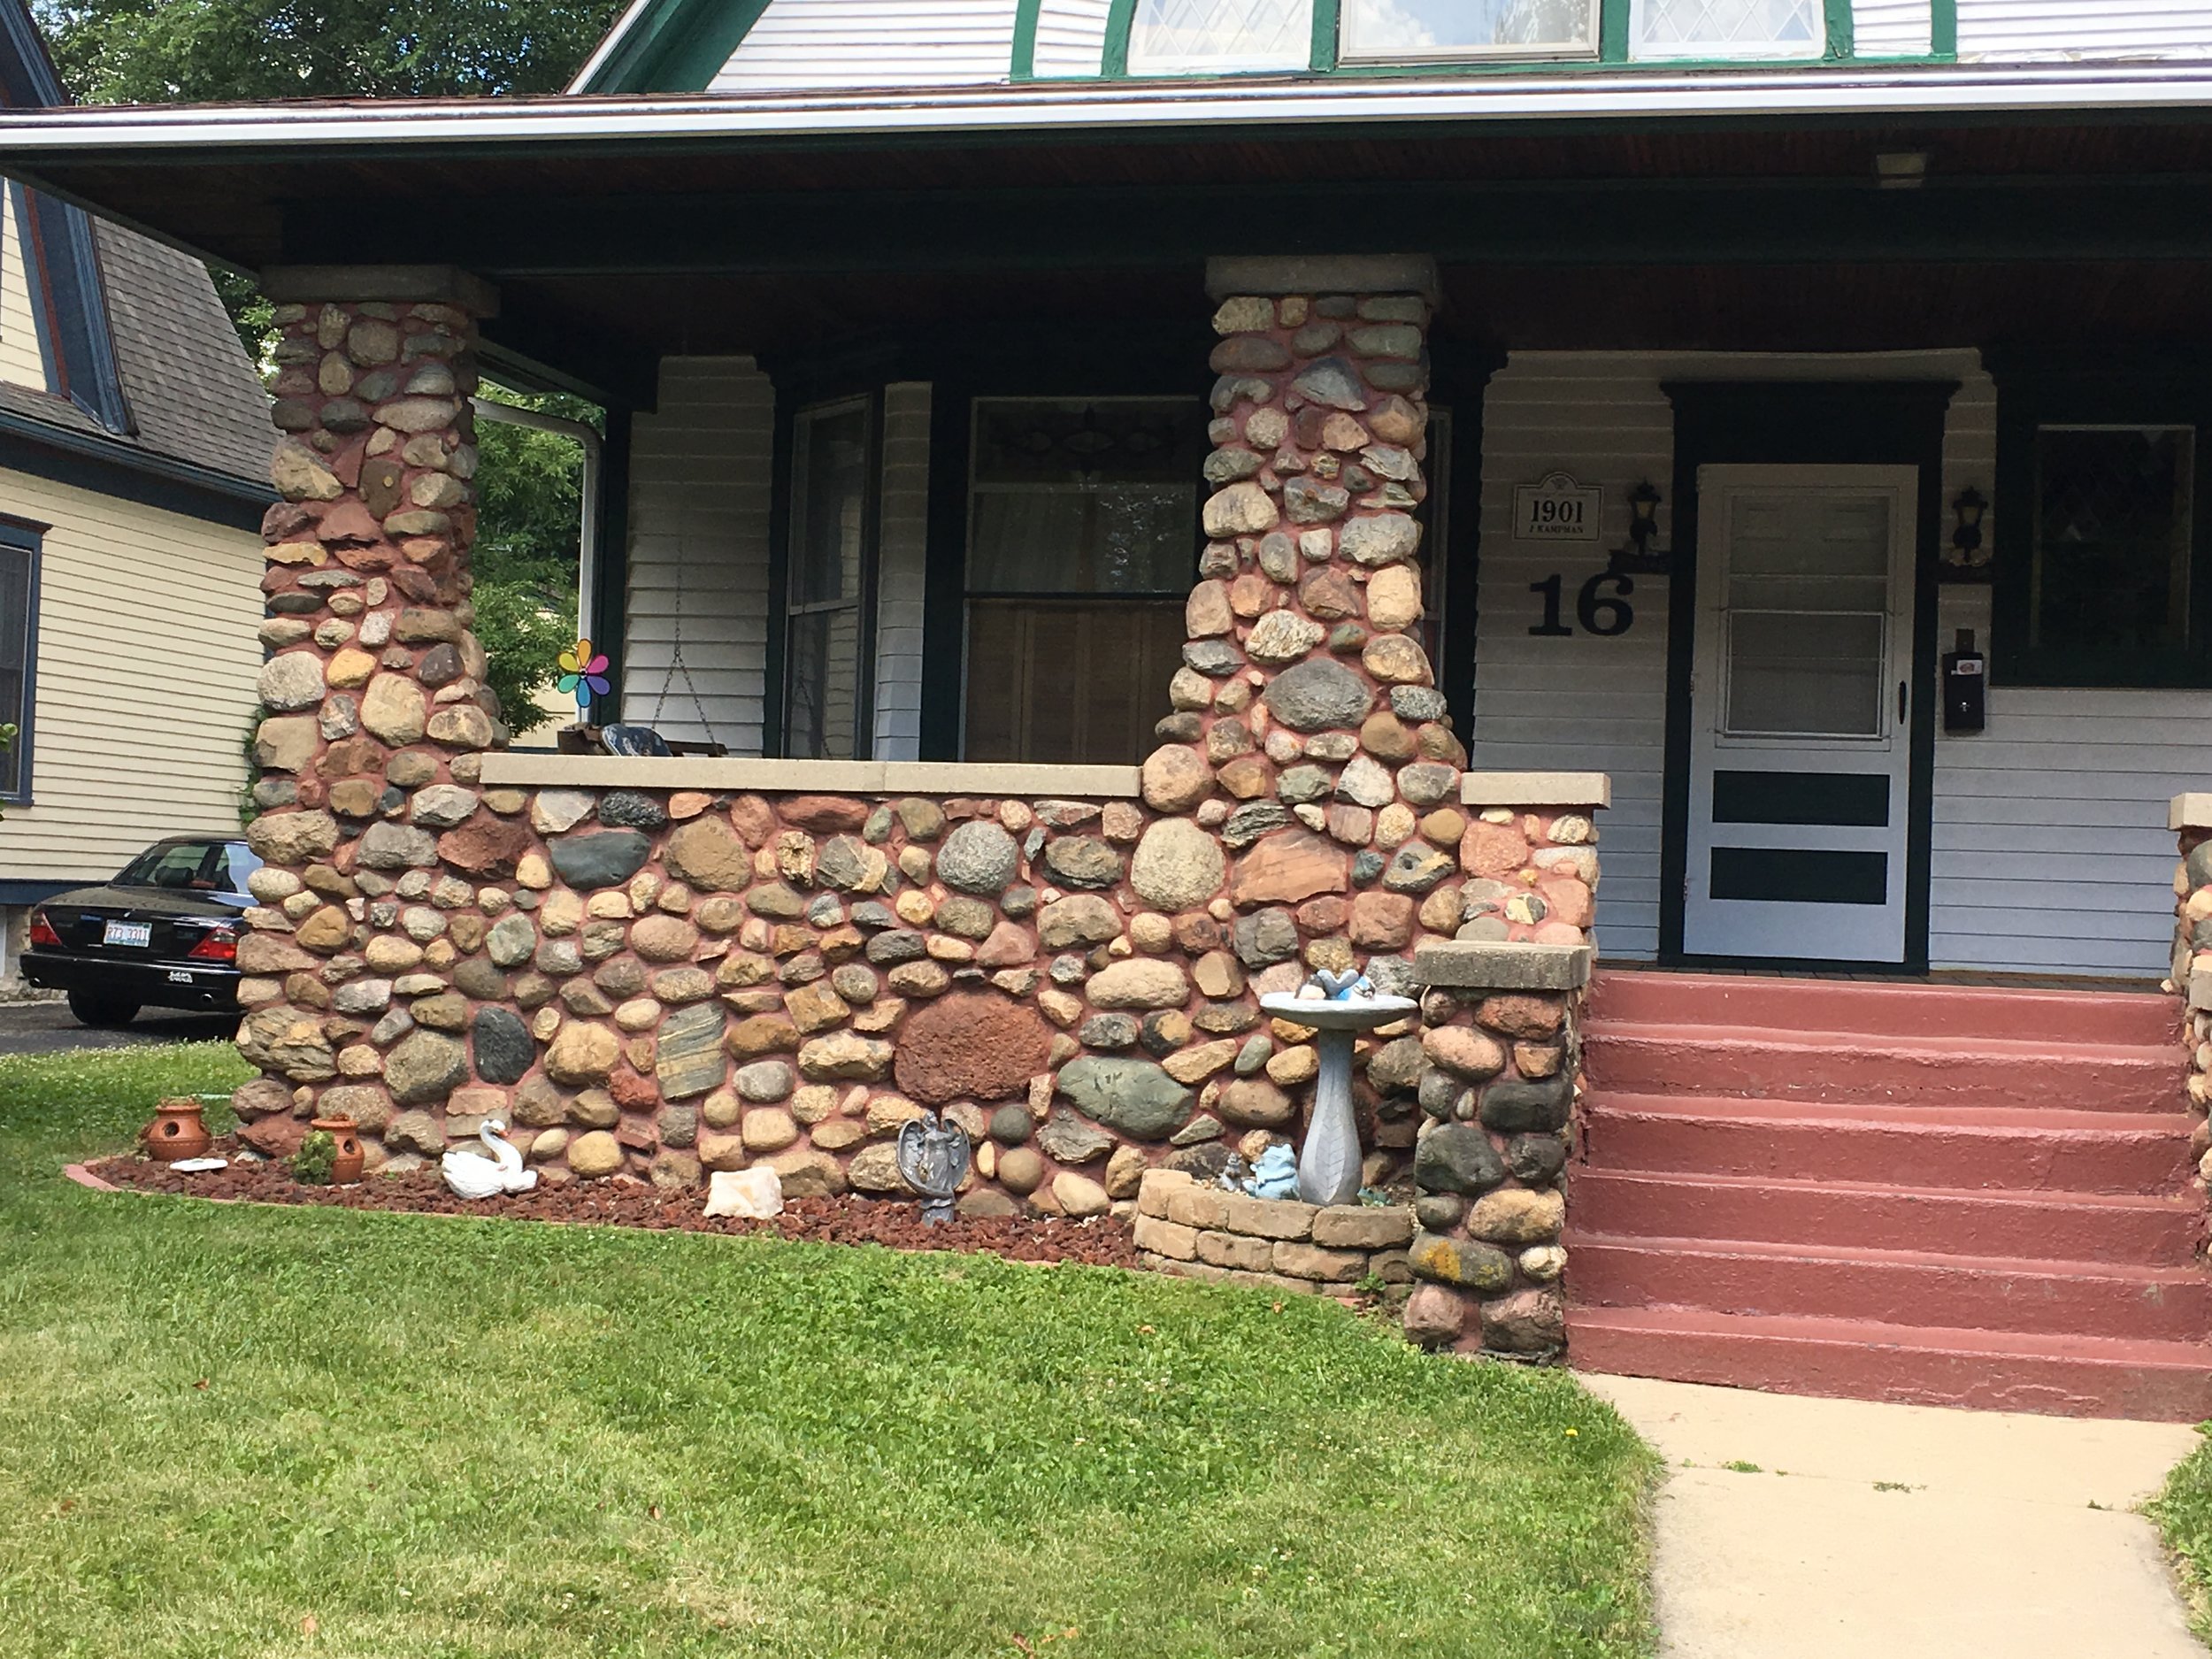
[[14, 106, 2212, 404]]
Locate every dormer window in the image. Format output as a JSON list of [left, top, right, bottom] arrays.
[[1340, 0, 1601, 64], [1126, 0, 1315, 77], [1629, 0, 1823, 60]]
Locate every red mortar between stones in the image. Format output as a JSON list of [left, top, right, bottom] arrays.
[[232, 281, 1597, 1347]]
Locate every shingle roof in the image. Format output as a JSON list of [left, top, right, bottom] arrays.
[[88, 217, 273, 485]]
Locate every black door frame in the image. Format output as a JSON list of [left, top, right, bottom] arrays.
[[1657, 380, 1958, 974]]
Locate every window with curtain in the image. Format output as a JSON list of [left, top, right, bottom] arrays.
[[1630, 0, 1822, 58], [0, 528, 32, 802], [1340, 0, 1600, 61], [964, 397, 1203, 764], [1126, 0, 1315, 74], [783, 398, 873, 759]]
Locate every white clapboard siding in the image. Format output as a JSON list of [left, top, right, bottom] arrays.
[[872, 381, 931, 759], [1033, 0, 1113, 75], [710, 0, 1018, 89], [1855, 0, 1932, 55], [1958, 0, 2212, 59], [620, 357, 775, 753], [0, 187, 50, 396], [0, 472, 262, 886], [1474, 349, 1989, 964], [1932, 687, 2212, 976]]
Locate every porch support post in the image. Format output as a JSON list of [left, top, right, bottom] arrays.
[[1150, 253, 1462, 1172], [230, 271, 518, 1160]]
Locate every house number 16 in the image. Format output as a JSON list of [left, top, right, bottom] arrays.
[[1528, 572, 1636, 638]]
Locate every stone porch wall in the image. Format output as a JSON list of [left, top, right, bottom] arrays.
[[231, 257, 1606, 1346]]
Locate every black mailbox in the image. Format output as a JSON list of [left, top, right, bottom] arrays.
[[1942, 628, 1985, 733]]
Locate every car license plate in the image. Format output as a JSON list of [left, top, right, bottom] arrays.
[[103, 921, 151, 948]]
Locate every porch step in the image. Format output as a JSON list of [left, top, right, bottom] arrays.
[[1573, 1169, 2203, 1267], [1584, 1094, 2195, 1194], [1570, 968, 2209, 1418], [1584, 1023, 2178, 1112], [1568, 1304, 2212, 1422], [1568, 1233, 2212, 1341], [1586, 972, 2178, 1048]]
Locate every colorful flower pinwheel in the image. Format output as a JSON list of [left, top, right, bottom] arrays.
[[557, 639, 611, 714]]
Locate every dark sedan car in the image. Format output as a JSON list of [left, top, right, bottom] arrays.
[[23, 837, 260, 1026]]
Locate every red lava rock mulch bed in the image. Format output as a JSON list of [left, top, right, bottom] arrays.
[[81, 1138, 1141, 1269]]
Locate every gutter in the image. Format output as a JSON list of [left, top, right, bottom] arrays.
[[470, 396, 603, 646], [0, 64, 2210, 153]]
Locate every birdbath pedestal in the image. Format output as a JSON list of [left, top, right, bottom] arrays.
[[1257, 990, 1420, 1208]]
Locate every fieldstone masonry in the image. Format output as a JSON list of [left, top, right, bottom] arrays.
[[229, 260, 1606, 1355], [2168, 792, 2212, 1201]]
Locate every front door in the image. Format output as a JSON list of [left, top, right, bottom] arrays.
[[1684, 465, 1916, 964]]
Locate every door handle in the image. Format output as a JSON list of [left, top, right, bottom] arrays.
[[1898, 680, 1908, 724]]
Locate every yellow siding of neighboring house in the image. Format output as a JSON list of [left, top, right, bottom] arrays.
[[0, 469, 263, 886], [0, 187, 50, 394]]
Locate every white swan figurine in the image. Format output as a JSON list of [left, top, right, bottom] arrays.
[[441, 1117, 539, 1200]]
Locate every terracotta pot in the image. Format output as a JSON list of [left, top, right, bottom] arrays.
[[311, 1116, 365, 1184], [142, 1098, 211, 1163]]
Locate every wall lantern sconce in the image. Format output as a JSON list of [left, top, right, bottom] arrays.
[[1609, 480, 1669, 574], [1940, 486, 1993, 583]]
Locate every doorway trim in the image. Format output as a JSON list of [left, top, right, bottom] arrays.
[[1657, 380, 1957, 972]]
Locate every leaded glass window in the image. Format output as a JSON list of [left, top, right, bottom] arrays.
[[1126, 0, 1315, 75], [1340, 0, 1599, 61], [2029, 426, 2195, 664], [1631, 0, 1822, 58]]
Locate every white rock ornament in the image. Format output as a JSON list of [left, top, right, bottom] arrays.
[[440, 1118, 538, 1200], [703, 1166, 784, 1220]]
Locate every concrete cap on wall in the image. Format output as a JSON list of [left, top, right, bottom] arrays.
[[261, 265, 500, 317], [1412, 941, 1594, 991], [1461, 771, 1611, 810], [2170, 793, 2212, 832], [1203, 254, 1440, 304]]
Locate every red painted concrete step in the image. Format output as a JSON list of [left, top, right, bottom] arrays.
[[1569, 1233, 2212, 1341], [1573, 1168, 2204, 1266], [1586, 1025, 2179, 1112], [1570, 1303, 2212, 1421], [1589, 971, 2179, 1048], [1584, 1094, 2195, 1194]]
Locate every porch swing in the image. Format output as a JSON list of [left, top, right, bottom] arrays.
[[560, 539, 729, 757]]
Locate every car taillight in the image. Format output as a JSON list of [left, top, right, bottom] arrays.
[[27, 910, 60, 949], [186, 926, 239, 963]]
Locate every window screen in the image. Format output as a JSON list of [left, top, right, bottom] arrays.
[[1340, 0, 1599, 60]]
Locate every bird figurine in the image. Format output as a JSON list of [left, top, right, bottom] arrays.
[[440, 1118, 538, 1200]]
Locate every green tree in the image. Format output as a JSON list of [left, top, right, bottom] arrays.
[[35, 0, 626, 737]]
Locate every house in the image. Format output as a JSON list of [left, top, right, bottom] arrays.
[[0, 4, 273, 986], [6, 0, 2209, 1414]]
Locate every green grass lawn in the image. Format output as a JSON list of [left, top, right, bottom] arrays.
[[2152, 1426, 2212, 1638], [0, 1040, 1656, 1659]]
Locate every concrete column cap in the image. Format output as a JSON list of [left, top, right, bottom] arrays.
[[1204, 254, 1440, 304], [261, 265, 499, 317], [1411, 941, 1594, 991], [2170, 792, 2212, 831]]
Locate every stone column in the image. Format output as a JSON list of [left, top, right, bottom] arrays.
[[230, 269, 517, 1162], [2170, 792, 2212, 1187], [1137, 256, 1463, 1179]]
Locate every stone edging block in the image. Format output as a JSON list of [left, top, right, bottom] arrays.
[[1411, 941, 1593, 991], [2172, 792, 2212, 832], [1460, 771, 1610, 809]]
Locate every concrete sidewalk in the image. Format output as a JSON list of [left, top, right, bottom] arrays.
[[1585, 1373, 2204, 1659]]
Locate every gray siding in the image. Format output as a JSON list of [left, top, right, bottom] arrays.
[[710, 0, 1018, 89], [872, 381, 931, 760], [1033, 0, 1114, 75], [1855, 0, 1932, 55], [1957, 0, 2212, 58]]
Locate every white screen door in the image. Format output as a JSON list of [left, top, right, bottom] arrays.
[[1684, 465, 1916, 963]]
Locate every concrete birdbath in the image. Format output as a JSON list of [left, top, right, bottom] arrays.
[[1258, 971, 1419, 1208]]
